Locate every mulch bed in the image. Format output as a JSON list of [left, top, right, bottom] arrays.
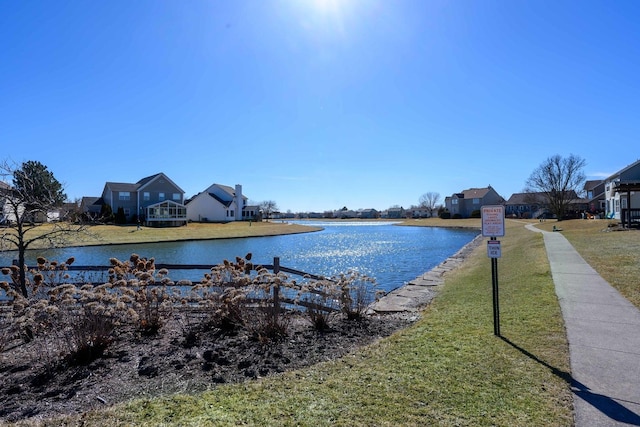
[[0, 311, 418, 423]]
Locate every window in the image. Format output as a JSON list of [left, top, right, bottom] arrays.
[[173, 193, 181, 201], [452, 199, 458, 205], [119, 192, 131, 201], [124, 208, 130, 216], [473, 198, 480, 204], [143, 192, 150, 201], [159, 192, 165, 201]]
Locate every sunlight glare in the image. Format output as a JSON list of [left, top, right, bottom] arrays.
[[312, 0, 342, 14]]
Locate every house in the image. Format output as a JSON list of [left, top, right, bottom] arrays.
[[408, 207, 431, 218], [0, 181, 71, 224], [505, 192, 549, 219], [385, 207, 405, 219], [80, 196, 103, 221], [444, 186, 504, 218], [603, 159, 640, 226], [583, 180, 606, 215], [357, 208, 379, 219], [97, 172, 187, 227], [186, 184, 254, 222], [335, 209, 357, 219], [0, 181, 18, 224], [506, 190, 588, 220]]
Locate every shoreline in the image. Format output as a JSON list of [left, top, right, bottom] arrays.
[[371, 233, 483, 313], [0, 222, 324, 254]]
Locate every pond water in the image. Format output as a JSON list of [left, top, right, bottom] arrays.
[[0, 222, 478, 293]]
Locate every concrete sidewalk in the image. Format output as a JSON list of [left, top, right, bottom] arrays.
[[527, 224, 640, 426]]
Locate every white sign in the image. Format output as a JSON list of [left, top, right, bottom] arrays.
[[481, 205, 505, 237], [487, 240, 501, 258]]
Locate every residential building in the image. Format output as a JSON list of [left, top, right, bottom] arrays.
[[0, 181, 19, 224], [385, 207, 405, 219], [603, 159, 640, 226], [98, 172, 187, 226], [505, 192, 549, 219], [357, 208, 379, 219], [583, 180, 606, 215], [186, 184, 253, 222], [444, 186, 504, 218], [408, 207, 431, 218], [506, 190, 589, 220], [80, 196, 102, 221]]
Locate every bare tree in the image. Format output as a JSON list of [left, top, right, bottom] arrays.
[[259, 200, 279, 222], [525, 154, 586, 220], [0, 160, 88, 297], [419, 192, 441, 217]]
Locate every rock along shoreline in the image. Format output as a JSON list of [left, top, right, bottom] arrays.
[[370, 233, 483, 313]]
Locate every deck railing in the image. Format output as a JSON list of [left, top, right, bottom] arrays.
[[621, 208, 640, 228]]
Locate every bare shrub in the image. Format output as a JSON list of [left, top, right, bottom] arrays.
[[245, 303, 291, 343], [298, 284, 339, 331], [64, 311, 115, 365], [205, 287, 247, 331], [195, 254, 293, 342], [0, 311, 11, 353], [108, 254, 176, 335], [335, 271, 379, 320], [304, 271, 379, 321]]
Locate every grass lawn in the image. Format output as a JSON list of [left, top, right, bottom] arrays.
[[0, 221, 323, 250], [38, 219, 574, 426], [401, 217, 482, 230], [534, 218, 640, 309]]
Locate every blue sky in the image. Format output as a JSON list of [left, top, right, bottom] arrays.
[[1, 1, 639, 213]]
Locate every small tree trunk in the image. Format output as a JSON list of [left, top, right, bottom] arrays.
[[273, 257, 280, 323], [18, 244, 28, 298]]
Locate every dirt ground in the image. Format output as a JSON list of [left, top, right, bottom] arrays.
[[0, 310, 418, 424]]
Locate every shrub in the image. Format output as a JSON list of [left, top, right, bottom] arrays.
[[204, 287, 247, 332], [452, 213, 463, 219], [196, 254, 256, 331], [335, 271, 378, 320], [299, 289, 338, 331], [114, 207, 127, 224], [245, 303, 290, 343], [198, 254, 293, 342], [64, 311, 115, 365], [440, 211, 451, 219], [470, 210, 481, 218], [303, 271, 379, 322], [0, 313, 11, 353], [107, 254, 176, 335]]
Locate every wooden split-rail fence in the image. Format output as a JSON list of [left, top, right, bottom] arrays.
[[1, 257, 339, 316]]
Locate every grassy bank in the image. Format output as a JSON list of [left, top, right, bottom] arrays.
[[534, 218, 640, 309], [34, 219, 572, 426], [1, 221, 322, 250], [400, 217, 482, 230]]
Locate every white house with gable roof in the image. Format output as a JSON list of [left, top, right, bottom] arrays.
[[186, 184, 256, 222]]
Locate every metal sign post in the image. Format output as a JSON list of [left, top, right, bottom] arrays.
[[482, 205, 505, 337]]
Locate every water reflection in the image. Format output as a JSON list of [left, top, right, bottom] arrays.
[[0, 222, 478, 292]]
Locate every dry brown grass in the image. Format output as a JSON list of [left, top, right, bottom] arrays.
[[534, 218, 640, 308], [400, 217, 482, 229], [0, 221, 323, 250], [405, 216, 640, 308]]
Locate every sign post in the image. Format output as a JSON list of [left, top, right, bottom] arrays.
[[481, 205, 505, 337]]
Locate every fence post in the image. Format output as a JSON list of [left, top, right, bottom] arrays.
[[273, 257, 280, 322]]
